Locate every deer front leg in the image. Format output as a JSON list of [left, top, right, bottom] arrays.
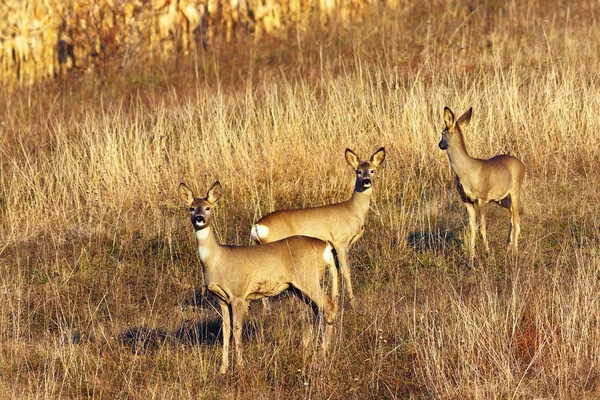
[[464, 202, 477, 262], [337, 247, 355, 307], [260, 298, 270, 312], [477, 200, 490, 254], [231, 298, 247, 369], [348, 226, 364, 248], [218, 300, 231, 373]]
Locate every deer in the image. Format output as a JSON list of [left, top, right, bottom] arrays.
[[251, 147, 386, 308], [179, 181, 338, 373], [438, 106, 526, 262]]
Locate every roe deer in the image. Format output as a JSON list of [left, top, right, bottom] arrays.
[[179, 181, 338, 373], [438, 106, 526, 261], [251, 147, 386, 307]]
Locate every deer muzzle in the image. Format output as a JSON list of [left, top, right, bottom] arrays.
[[193, 215, 206, 227]]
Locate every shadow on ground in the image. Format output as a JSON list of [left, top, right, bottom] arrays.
[[407, 229, 460, 254], [117, 289, 259, 353]]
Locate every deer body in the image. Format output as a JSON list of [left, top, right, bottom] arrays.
[[180, 181, 338, 373], [196, 227, 333, 302], [252, 192, 370, 248], [251, 148, 386, 307], [439, 107, 525, 261]]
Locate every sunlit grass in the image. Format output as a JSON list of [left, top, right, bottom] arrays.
[[1, 1, 600, 398]]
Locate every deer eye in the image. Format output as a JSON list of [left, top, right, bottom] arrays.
[[370, 169, 375, 174], [357, 170, 362, 175], [205, 206, 211, 211], [189, 207, 194, 212]]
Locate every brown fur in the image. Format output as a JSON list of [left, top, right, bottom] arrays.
[[179, 181, 338, 373], [439, 107, 526, 261], [251, 148, 386, 307]]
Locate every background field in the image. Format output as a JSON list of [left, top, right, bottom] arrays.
[[1, 0, 600, 398]]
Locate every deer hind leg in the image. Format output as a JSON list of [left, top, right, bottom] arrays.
[[218, 300, 232, 373], [327, 254, 339, 307], [231, 298, 247, 368], [293, 280, 336, 354], [324, 256, 339, 353], [508, 191, 521, 254], [477, 200, 490, 255], [464, 202, 477, 262]]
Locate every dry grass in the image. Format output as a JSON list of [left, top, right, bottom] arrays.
[[1, 0, 600, 398]]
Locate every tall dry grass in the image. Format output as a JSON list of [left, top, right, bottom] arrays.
[[1, 0, 600, 398]]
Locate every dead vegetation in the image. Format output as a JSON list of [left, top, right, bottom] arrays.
[[1, 0, 600, 398], [0, 0, 395, 89]]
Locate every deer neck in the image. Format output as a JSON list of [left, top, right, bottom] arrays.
[[194, 226, 221, 265], [447, 133, 478, 180], [348, 185, 373, 221]]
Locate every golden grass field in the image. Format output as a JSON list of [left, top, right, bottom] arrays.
[[1, 0, 600, 398]]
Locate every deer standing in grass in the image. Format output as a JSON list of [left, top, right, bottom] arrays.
[[179, 181, 338, 373], [251, 148, 386, 307], [438, 106, 526, 261]]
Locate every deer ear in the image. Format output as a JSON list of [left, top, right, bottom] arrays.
[[456, 107, 472, 130], [444, 107, 455, 128], [207, 181, 223, 204], [345, 149, 360, 170], [178, 183, 195, 206], [370, 147, 386, 167]]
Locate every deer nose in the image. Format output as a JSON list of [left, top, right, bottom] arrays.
[[362, 177, 372, 186], [438, 140, 448, 150], [194, 215, 205, 224]]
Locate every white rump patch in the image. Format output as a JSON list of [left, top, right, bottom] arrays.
[[323, 243, 333, 263], [250, 224, 269, 242]]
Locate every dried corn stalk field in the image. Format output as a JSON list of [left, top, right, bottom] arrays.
[[0, 0, 393, 88]]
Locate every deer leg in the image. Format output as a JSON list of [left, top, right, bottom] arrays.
[[348, 226, 364, 248], [336, 248, 355, 307], [231, 298, 247, 369], [477, 200, 490, 254], [464, 202, 477, 262], [293, 282, 336, 354], [508, 191, 521, 253], [218, 300, 231, 373], [324, 258, 338, 353], [260, 298, 270, 312], [327, 256, 339, 306], [322, 314, 335, 355]]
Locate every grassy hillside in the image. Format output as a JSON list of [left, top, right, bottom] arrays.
[[1, 1, 600, 398]]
